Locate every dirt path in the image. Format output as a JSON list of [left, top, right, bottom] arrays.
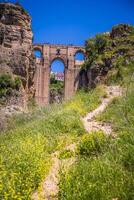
[[32, 152, 60, 200], [32, 86, 122, 200], [82, 86, 122, 135]]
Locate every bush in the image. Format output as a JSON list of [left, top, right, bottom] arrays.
[[77, 131, 109, 157], [95, 34, 108, 54], [0, 74, 14, 89], [14, 77, 22, 90], [0, 74, 21, 99]]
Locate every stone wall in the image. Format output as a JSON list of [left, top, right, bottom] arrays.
[[33, 44, 85, 106]]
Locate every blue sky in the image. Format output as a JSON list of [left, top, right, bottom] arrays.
[[18, 0, 134, 71], [19, 0, 134, 45]]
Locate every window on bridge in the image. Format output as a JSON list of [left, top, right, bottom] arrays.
[[33, 50, 42, 58], [75, 52, 85, 61], [50, 59, 65, 104], [75, 51, 85, 66]]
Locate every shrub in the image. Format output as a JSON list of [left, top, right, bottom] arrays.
[[14, 77, 22, 90], [95, 34, 108, 54], [0, 74, 14, 89], [77, 131, 109, 157], [0, 74, 21, 99]]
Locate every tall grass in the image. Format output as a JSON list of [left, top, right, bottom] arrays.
[[59, 65, 134, 200], [0, 86, 105, 199]]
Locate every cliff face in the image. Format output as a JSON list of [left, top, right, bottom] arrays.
[[79, 24, 134, 88], [0, 3, 36, 106]]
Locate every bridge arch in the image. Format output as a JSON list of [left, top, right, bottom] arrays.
[[50, 58, 65, 103], [33, 45, 43, 58], [74, 49, 85, 61], [34, 44, 85, 106], [50, 57, 66, 68]]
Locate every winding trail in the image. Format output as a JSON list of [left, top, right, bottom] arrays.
[[82, 86, 122, 135], [32, 152, 60, 200], [32, 86, 122, 200]]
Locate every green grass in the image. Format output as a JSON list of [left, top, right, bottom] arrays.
[[59, 156, 133, 200], [105, 61, 134, 86], [0, 85, 105, 199], [77, 131, 110, 157], [63, 85, 107, 116], [59, 65, 134, 200]]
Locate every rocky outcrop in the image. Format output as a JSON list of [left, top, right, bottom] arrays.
[[79, 24, 134, 88], [110, 24, 134, 39], [0, 3, 36, 107]]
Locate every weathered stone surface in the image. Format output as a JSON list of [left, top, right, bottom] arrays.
[[0, 3, 36, 107], [79, 24, 134, 89], [110, 24, 134, 39], [33, 44, 85, 106]]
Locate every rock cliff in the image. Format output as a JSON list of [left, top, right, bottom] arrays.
[[0, 3, 36, 107], [79, 24, 134, 88]]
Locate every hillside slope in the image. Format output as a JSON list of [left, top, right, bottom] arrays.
[[0, 23, 134, 200], [59, 25, 134, 200], [79, 24, 134, 88], [59, 61, 134, 199]]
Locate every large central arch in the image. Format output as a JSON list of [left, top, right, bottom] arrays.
[[50, 58, 65, 103], [33, 44, 85, 106]]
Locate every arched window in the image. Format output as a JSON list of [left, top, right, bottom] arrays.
[[50, 59, 65, 104], [33, 49, 42, 58], [75, 51, 85, 61], [51, 59, 64, 74]]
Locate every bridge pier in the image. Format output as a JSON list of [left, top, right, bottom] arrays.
[[33, 44, 85, 106]]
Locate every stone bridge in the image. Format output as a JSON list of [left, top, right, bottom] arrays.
[[33, 43, 85, 106]]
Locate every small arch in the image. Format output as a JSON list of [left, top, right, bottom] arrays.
[[33, 49, 42, 58], [75, 50, 85, 61], [33, 45, 43, 58]]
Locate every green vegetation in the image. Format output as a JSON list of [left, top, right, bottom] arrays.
[[0, 74, 21, 98], [0, 74, 21, 105], [50, 73, 64, 103], [59, 157, 132, 200], [0, 85, 105, 199], [0, 24, 134, 200], [58, 24, 134, 199], [77, 131, 110, 157], [105, 60, 134, 86], [59, 149, 74, 160], [59, 62, 134, 200], [64, 85, 107, 116], [50, 74, 64, 91], [83, 24, 134, 71]]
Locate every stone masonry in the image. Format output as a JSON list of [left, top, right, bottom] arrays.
[[0, 2, 85, 107], [33, 44, 85, 106]]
